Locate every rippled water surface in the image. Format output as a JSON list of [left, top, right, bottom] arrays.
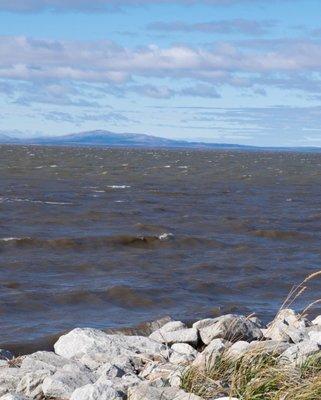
[[1, 145, 321, 353]]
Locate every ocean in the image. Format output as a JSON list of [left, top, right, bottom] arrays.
[[1, 145, 321, 354]]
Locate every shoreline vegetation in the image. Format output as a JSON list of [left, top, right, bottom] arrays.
[[1, 272, 321, 400]]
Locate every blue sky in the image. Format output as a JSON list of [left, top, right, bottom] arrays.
[[0, 0, 321, 146]]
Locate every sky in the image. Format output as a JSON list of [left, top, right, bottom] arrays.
[[0, 0, 321, 146]]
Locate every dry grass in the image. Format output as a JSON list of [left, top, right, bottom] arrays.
[[181, 270, 321, 400], [181, 351, 321, 400]]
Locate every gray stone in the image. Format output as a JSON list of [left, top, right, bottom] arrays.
[[193, 318, 218, 330], [167, 366, 188, 387], [19, 351, 76, 374], [247, 340, 291, 356], [308, 331, 321, 345], [42, 368, 94, 399], [70, 382, 124, 400], [97, 373, 142, 392], [54, 328, 167, 365], [149, 321, 187, 342], [128, 383, 203, 400], [0, 350, 14, 361], [150, 321, 186, 335], [139, 361, 177, 382], [150, 328, 198, 346], [0, 368, 23, 397], [265, 309, 308, 343], [279, 340, 321, 365], [225, 341, 250, 361], [169, 343, 198, 365], [0, 395, 29, 400], [95, 356, 137, 379], [193, 338, 228, 369], [199, 315, 262, 345], [16, 369, 52, 399]]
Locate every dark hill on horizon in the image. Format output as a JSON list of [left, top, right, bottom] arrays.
[[0, 130, 253, 149], [0, 130, 321, 152]]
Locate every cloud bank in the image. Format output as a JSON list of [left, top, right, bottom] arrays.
[[1, 36, 321, 90]]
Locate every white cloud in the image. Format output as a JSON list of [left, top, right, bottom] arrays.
[[1, 36, 321, 86]]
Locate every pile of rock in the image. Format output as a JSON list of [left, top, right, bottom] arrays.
[[0, 309, 321, 400]]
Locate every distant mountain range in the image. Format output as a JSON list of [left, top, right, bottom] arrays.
[[0, 130, 253, 149], [0, 130, 320, 152]]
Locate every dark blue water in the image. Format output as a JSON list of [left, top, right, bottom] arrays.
[[1, 145, 321, 353]]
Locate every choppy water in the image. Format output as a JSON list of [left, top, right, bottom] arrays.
[[1, 145, 321, 354]]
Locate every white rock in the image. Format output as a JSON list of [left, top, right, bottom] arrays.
[[167, 366, 188, 387], [95, 355, 138, 380], [149, 321, 187, 342], [139, 362, 177, 382], [308, 331, 321, 345], [54, 328, 167, 364], [20, 351, 77, 374], [265, 309, 308, 343], [0, 368, 23, 397], [193, 338, 228, 369], [96, 363, 126, 379], [192, 318, 217, 330], [280, 340, 320, 365], [169, 343, 198, 364], [16, 370, 52, 399], [247, 340, 291, 356], [171, 343, 198, 356], [70, 382, 124, 400], [151, 321, 186, 335], [0, 395, 28, 400], [128, 382, 203, 400], [149, 328, 198, 345], [97, 373, 142, 392], [42, 368, 94, 399], [199, 315, 262, 345], [225, 341, 250, 360]]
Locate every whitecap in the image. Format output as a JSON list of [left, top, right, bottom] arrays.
[[0, 237, 21, 242], [158, 233, 174, 241], [107, 185, 131, 189]]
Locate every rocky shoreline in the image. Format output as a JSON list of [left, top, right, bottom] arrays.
[[1, 309, 321, 400]]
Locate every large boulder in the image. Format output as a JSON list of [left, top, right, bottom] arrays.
[[54, 328, 167, 365], [199, 315, 262, 345]]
